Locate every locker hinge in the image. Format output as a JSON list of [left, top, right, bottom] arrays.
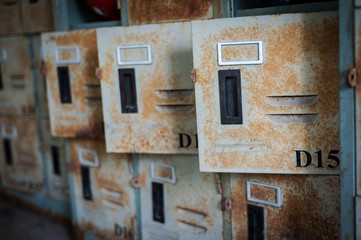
[[223, 197, 232, 211], [347, 68, 358, 87], [131, 176, 141, 188], [191, 68, 197, 83], [95, 67, 102, 81]]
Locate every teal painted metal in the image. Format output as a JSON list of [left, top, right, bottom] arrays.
[[132, 153, 142, 240], [339, 0, 356, 239], [234, 2, 338, 17], [221, 173, 232, 240], [65, 138, 78, 224], [52, 0, 70, 31], [85, 232, 97, 240], [121, 0, 129, 26]]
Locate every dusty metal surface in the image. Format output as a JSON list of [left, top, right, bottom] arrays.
[[192, 12, 340, 173], [43, 120, 69, 202], [97, 22, 197, 154], [69, 139, 136, 239], [357, 196, 361, 240], [128, 0, 213, 25], [138, 154, 221, 240], [21, 0, 53, 33], [42, 29, 104, 138], [231, 174, 340, 239], [0, 0, 22, 35], [355, 8, 361, 198], [0, 36, 36, 116], [0, 116, 44, 194]]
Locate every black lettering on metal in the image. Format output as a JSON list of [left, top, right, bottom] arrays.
[[81, 166, 92, 201], [57, 66, 72, 104], [114, 223, 123, 236], [51, 146, 61, 175], [247, 204, 264, 240], [118, 68, 138, 113], [152, 182, 165, 223], [4, 139, 12, 165], [218, 69, 242, 124], [327, 150, 340, 168], [179, 133, 192, 148], [295, 150, 312, 167], [316, 150, 324, 168]]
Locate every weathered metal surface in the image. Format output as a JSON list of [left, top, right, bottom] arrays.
[[42, 29, 104, 138], [231, 174, 340, 239], [97, 22, 197, 154], [0, 0, 22, 35], [0, 116, 44, 194], [138, 154, 221, 240], [43, 120, 69, 202], [192, 12, 340, 173], [69, 139, 136, 239], [357, 196, 361, 240], [0, 36, 36, 116], [127, 0, 213, 25], [355, 7, 361, 199], [21, 0, 53, 33]]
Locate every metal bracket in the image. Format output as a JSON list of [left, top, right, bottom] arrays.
[[217, 41, 263, 65], [223, 197, 232, 211], [347, 68, 357, 87], [117, 45, 152, 65]]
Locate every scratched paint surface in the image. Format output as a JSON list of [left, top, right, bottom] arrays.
[[231, 174, 340, 239], [128, 0, 213, 25], [139, 154, 221, 240], [21, 0, 53, 33], [192, 12, 340, 173], [69, 139, 136, 239], [0, 36, 36, 116], [97, 22, 197, 154], [0, 117, 44, 194], [355, 9, 361, 199], [0, 0, 22, 35], [42, 30, 104, 138]]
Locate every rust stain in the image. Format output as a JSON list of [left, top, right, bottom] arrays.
[[0, 0, 22, 35], [128, 0, 213, 25]]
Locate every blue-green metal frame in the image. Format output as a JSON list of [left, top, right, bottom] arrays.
[[339, 0, 356, 239]]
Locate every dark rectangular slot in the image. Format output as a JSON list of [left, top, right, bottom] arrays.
[[118, 68, 138, 113], [0, 63, 3, 90], [218, 69, 243, 124], [51, 146, 61, 176], [57, 66, 72, 104], [29, 0, 38, 3], [81, 166, 92, 201], [247, 204, 264, 240], [4, 139, 12, 165], [152, 182, 165, 223]]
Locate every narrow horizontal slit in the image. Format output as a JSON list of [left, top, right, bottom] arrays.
[[85, 97, 102, 104], [18, 161, 36, 168], [84, 85, 101, 92], [3, 1, 17, 6], [155, 104, 194, 114], [177, 220, 207, 233], [101, 188, 122, 198], [11, 84, 25, 89], [176, 206, 207, 219], [102, 199, 123, 209], [267, 114, 318, 124], [266, 95, 318, 106], [10, 75, 25, 81], [154, 89, 194, 99]]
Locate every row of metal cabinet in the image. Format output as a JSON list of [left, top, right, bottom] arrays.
[[0, 10, 343, 240]]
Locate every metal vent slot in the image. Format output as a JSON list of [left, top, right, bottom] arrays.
[[29, 0, 38, 3], [247, 204, 264, 240], [0, 63, 3, 90], [57, 66, 72, 104], [4, 139, 12, 165], [85, 97, 102, 105], [10, 74, 25, 81], [267, 114, 318, 124], [11, 84, 25, 89], [84, 84, 101, 96], [266, 95, 319, 106], [101, 188, 122, 198], [81, 166, 92, 201], [219, 69, 243, 124], [154, 89, 194, 99], [118, 68, 138, 113], [176, 206, 207, 221], [102, 199, 123, 209], [152, 182, 165, 223], [177, 220, 207, 234], [51, 146, 61, 176], [3, 1, 17, 6], [155, 104, 194, 114]]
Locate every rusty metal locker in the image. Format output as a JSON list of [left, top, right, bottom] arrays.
[[127, 0, 214, 25], [69, 139, 137, 239], [0, 36, 35, 116], [42, 29, 103, 138], [97, 22, 197, 154], [138, 154, 221, 240], [229, 174, 340, 239], [0, 116, 44, 194], [21, 0, 53, 33], [192, 12, 339, 173], [0, 0, 22, 35]]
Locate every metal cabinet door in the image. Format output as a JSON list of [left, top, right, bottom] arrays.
[[0, 36, 35, 116], [42, 29, 103, 138], [0, 117, 44, 194], [97, 22, 197, 154], [192, 12, 339, 174], [230, 174, 340, 239], [21, 0, 53, 33], [69, 139, 137, 239], [138, 154, 221, 240], [0, 0, 22, 35]]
